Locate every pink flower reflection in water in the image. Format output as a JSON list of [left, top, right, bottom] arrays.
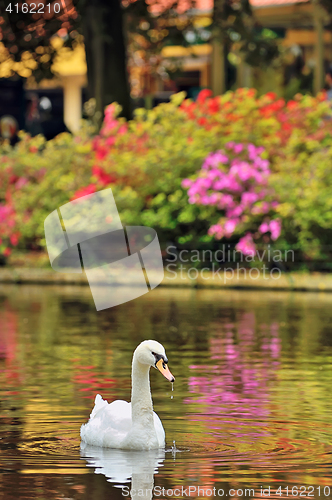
[[0, 308, 22, 395], [186, 313, 281, 425]]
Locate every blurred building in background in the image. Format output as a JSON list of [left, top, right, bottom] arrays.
[[0, 0, 330, 136]]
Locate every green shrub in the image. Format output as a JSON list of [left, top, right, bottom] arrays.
[[0, 130, 93, 254], [273, 144, 332, 268]]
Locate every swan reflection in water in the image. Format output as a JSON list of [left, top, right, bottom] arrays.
[[80, 442, 165, 500]]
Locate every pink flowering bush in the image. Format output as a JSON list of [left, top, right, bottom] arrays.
[[0, 201, 18, 257], [182, 142, 281, 256], [0, 162, 22, 258]]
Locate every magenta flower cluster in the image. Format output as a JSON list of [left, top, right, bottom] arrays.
[[182, 142, 281, 256]]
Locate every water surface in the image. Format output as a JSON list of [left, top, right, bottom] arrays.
[[0, 285, 331, 499]]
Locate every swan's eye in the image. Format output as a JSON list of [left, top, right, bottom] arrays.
[[152, 351, 168, 369]]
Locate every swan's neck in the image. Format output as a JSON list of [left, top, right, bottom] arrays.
[[131, 355, 154, 427]]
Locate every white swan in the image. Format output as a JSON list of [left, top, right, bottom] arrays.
[[80, 340, 175, 450]]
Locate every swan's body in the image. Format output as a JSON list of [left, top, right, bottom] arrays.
[[80, 392, 165, 449], [80, 340, 174, 450]]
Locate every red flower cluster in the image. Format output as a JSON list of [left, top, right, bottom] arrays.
[[71, 184, 96, 201], [181, 88, 220, 124], [178, 88, 331, 159]]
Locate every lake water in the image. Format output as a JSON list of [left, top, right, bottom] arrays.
[[0, 284, 331, 500]]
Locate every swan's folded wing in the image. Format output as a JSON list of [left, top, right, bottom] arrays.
[[90, 394, 109, 419], [102, 400, 132, 432], [81, 398, 132, 448]]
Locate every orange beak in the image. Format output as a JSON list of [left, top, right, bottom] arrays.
[[156, 358, 175, 382]]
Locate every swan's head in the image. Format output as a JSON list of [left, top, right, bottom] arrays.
[[134, 340, 175, 382]]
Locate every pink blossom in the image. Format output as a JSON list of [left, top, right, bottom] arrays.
[[214, 151, 229, 164], [202, 153, 217, 169], [15, 177, 28, 189], [226, 206, 243, 218], [261, 202, 270, 213], [269, 219, 282, 240], [259, 222, 270, 234], [236, 233, 256, 256], [231, 161, 254, 182], [242, 191, 259, 207], [208, 224, 223, 239], [200, 195, 212, 205], [219, 194, 234, 208], [201, 177, 212, 189], [209, 193, 220, 204], [253, 172, 263, 184], [234, 143, 243, 154], [247, 143, 258, 160], [247, 143, 265, 161], [181, 179, 192, 188], [213, 179, 228, 190], [118, 124, 127, 135], [104, 103, 116, 117], [252, 202, 270, 215], [10, 233, 19, 246], [203, 152, 229, 169], [205, 170, 217, 181], [225, 175, 242, 192], [0, 205, 11, 222], [254, 156, 270, 171], [224, 219, 239, 236]]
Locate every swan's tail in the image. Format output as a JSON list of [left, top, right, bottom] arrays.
[[90, 394, 108, 419]]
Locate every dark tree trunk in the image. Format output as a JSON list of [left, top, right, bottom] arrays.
[[81, 0, 132, 123]]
